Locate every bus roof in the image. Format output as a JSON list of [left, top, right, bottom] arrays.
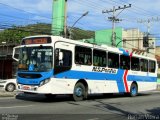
[[22, 35, 156, 61]]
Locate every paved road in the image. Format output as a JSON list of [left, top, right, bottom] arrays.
[[0, 91, 160, 120]]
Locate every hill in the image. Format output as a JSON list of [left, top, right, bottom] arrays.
[[0, 23, 95, 44]]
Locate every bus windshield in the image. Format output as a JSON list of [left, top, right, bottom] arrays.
[[18, 46, 53, 72]]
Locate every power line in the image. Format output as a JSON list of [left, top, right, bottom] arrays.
[[0, 2, 51, 20], [108, 0, 158, 17]]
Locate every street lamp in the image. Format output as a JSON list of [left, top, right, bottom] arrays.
[[1, 41, 6, 79], [69, 11, 89, 39]]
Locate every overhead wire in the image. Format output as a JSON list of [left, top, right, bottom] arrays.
[[0, 2, 52, 20]]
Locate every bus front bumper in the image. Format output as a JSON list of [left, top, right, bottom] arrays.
[[17, 84, 52, 94]]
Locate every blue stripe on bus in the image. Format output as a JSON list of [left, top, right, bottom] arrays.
[[119, 48, 129, 56], [54, 70, 156, 82], [17, 69, 157, 92], [127, 75, 157, 82], [54, 70, 156, 92]]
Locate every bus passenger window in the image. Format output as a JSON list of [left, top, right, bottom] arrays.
[[149, 60, 156, 73], [75, 46, 92, 65], [108, 52, 119, 69], [131, 57, 140, 71], [120, 55, 130, 70], [140, 59, 148, 72], [93, 49, 107, 67]]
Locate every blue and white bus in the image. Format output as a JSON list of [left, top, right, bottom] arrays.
[[13, 35, 157, 101]]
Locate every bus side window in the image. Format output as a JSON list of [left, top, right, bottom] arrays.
[[93, 49, 106, 67], [108, 52, 119, 69], [149, 60, 156, 73], [131, 57, 140, 71], [120, 55, 130, 70], [55, 49, 72, 67], [140, 59, 148, 72], [75, 46, 92, 66]]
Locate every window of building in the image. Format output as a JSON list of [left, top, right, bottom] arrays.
[[120, 55, 130, 70], [75, 46, 92, 65], [149, 60, 156, 73], [131, 57, 140, 71], [140, 59, 148, 72], [93, 49, 107, 67], [108, 52, 119, 68]]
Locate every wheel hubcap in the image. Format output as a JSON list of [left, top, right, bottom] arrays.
[[8, 85, 14, 91], [75, 87, 82, 97], [131, 86, 136, 95]]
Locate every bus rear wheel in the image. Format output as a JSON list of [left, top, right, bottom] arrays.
[[130, 83, 138, 97], [73, 82, 86, 101]]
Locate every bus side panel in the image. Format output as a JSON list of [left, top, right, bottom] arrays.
[[136, 82, 157, 92], [128, 71, 157, 92]]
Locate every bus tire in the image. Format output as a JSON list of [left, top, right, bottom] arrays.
[[45, 94, 56, 99], [130, 83, 138, 97], [73, 82, 86, 101]]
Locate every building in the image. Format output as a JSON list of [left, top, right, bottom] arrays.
[[123, 29, 155, 58], [0, 44, 18, 79], [156, 47, 160, 74], [92, 28, 156, 58]]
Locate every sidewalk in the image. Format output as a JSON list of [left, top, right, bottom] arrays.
[[0, 91, 16, 97], [157, 83, 160, 90]]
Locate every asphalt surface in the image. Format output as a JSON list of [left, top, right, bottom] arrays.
[[0, 91, 160, 120]]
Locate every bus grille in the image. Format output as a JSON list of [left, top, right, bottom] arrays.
[[18, 73, 42, 79]]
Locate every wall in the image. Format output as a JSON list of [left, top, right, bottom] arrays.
[[95, 28, 123, 47]]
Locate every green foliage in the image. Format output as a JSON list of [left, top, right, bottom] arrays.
[[0, 28, 30, 44], [0, 23, 94, 44], [71, 27, 95, 40]]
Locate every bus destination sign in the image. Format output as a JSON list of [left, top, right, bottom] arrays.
[[23, 37, 51, 45]]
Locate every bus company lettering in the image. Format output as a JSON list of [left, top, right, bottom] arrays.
[[92, 66, 117, 74]]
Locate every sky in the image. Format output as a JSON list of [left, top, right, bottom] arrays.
[[0, 0, 160, 45]]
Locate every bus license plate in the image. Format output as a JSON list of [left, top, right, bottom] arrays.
[[22, 85, 31, 90]]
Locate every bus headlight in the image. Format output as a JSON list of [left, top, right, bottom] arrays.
[[39, 78, 50, 87]]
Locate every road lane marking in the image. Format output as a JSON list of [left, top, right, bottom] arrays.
[[87, 118, 99, 120], [0, 105, 33, 109]]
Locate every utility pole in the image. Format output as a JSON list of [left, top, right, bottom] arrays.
[[64, 0, 67, 38], [137, 17, 160, 34], [102, 4, 131, 46], [138, 17, 160, 51]]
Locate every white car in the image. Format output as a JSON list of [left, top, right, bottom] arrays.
[[0, 79, 17, 92]]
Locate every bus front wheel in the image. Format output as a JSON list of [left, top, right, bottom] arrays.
[[73, 82, 86, 101]]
